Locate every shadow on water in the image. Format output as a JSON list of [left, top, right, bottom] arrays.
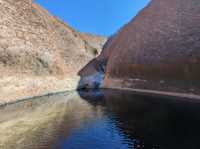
[[78, 89, 200, 149], [77, 58, 107, 89], [1, 89, 200, 149]]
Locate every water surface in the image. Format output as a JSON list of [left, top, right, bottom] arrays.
[[0, 89, 200, 149]]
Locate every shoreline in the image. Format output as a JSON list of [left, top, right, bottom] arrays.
[[0, 89, 73, 107], [0, 76, 80, 106], [102, 87, 200, 102], [1, 86, 200, 108]]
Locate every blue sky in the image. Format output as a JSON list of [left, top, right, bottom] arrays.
[[35, 0, 150, 36]]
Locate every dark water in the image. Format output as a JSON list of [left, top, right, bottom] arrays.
[[1, 89, 200, 149], [55, 90, 200, 149]]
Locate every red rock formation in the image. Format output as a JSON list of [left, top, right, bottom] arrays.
[[79, 0, 200, 95]]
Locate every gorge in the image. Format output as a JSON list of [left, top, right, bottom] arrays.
[[0, 0, 199, 103], [0, 0, 200, 148]]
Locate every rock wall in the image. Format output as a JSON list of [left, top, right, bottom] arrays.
[[0, 0, 106, 102], [80, 0, 200, 96], [0, 0, 106, 75]]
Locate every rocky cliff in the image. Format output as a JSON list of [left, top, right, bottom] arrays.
[[0, 0, 106, 103], [80, 0, 200, 97]]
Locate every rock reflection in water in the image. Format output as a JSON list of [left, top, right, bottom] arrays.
[[1, 90, 200, 149], [0, 92, 104, 149], [79, 90, 200, 149]]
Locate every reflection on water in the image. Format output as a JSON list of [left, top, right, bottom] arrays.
[[1, 90, 200, 149]]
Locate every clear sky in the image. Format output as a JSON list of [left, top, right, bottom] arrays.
[[35, 0, 150, 36]]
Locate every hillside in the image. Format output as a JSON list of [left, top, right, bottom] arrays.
[[0, 0, 106, 103]]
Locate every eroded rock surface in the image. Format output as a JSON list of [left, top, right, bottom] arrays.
[[80, 0, 200, 96], [0, 0, 106, 102]]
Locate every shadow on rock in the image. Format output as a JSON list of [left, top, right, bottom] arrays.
[[77, 58, 107, 90]]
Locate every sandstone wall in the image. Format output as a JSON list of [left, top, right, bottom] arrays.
[[0, 0, 106, 102], [80, 0, 200, 96], [0, 0, 106, 76]]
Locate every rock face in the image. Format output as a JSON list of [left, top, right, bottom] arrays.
[[0, 0, 106, 102], [0, 0, 106, 75], [80, 0, 200, 96]]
